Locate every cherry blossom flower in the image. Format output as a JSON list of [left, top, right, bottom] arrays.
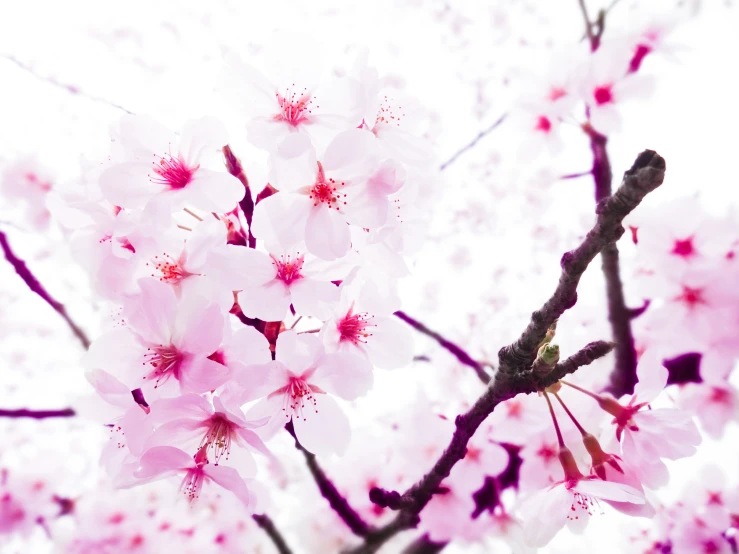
[[219, 50, 361, 152], [520, 447, 645, 547], [144, 394, 270, 475], [83, 278, 230, 398], [321, 276, 413, 369], [1, 156, 54, 229], [678, 382, 739, 440], [100, 115, 244, 213], [209, 244, 342, 321], [251, 130, 404, 260], [576, 44, 655, 133], [135, 446, 258, 509], [599, 350, 701, 489], [234, 331, 372, 456]]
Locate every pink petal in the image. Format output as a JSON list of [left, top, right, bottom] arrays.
[[232, 362, 288, 403], [314, 351, 373, 400], [305, 205, 350, 261], [239, 280, 292, 321], [224, 326, 272, 368], [125, 278, 177, 345], [275, 331, 323, 374], [292, 394, 351, 456], [366, 316, 413, 369], [178, 117, 229, 166], [179, 356, 231, 394], [186, 169, 244, 213], [269, 133, 317, 192], [574, 479, 645, 504], [204, 465, 257, 509], [290, 278, 340, 320], [251, 192, 312, 251], [135, 446, 193, 479], [173, 300, 224, 355], [99, 162, 157, 210]]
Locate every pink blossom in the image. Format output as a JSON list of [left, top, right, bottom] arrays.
[[251, 130, 404, 260], [84, 278, 230, 398], [520, 448, 645, 547], [144, 394, 269, 478], [134, 446, 258, 509], [209, 244, 342, 321], [1, 156, 54, 229], [100, 115, 244, 213], [321, 277, 413, 369], [234, 331, 372, 456], [678, 383, 739, 440], [599, 350, 701, 489], [219, 50, 361, 152]]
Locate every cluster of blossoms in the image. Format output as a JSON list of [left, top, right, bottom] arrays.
[[45, 53, 433, 512], [2, 6, 738, 554]]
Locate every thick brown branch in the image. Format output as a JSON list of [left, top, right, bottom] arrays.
[[252, 514, 293, 554], [395, 311, 490, 384], [285, 422, 373, 538], [0, 408, 76, 419], [347, 151, 665, 553], [0, 230, 90, 349]]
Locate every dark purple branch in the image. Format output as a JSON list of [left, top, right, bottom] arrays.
[[582, 124, 639, 398], [348, 151, 665, 554], [401, 535, 447, 554], [439, 113, 507, 172], [252, 514, 293, 554], [223, 145, 256, 248], [285, 422, 373, 538], [577, 0, 605, 51], [395, 311, 490, 384], [0, 408, 75, 419], [0, 231, 90, 349]]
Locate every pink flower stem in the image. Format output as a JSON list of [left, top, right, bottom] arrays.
[[543, 392, 565, 447], [559, 379, 604, 401], [223, 145, 256, 248], [552, 392, 588, 436], [582, 123, 639, 398], [252, 514, 293, 554], [0, 230, 90, 349], [285, 421, 373, 537], [0, 408, 75, 419], [353, 152, 664, 554], [394, 311, 490, 384]]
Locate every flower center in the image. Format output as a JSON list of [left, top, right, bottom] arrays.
[[275, 86, 313, 126], [150, 154, 196, 190], [309, 163, 346, 211], [337, 309, 374, 346], [147, 253, 191, 284], [535, 116, 552, 133], [270, 376, 325, 422], [676, 285, 705, 308], [199, 414, 234, 465], [593, 85, 613, 105], [671, 237, 695, 258], [374, 95, 404, 130], [142, 345, 183, 388], [271, 253, 304, 285]]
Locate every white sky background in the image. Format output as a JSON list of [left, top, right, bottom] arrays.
[[1, 0, 738, 552]]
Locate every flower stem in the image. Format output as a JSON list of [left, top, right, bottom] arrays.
[[543, 392, 565, 447], [553, 392, 587, 436], [559, 379, 603, 401]]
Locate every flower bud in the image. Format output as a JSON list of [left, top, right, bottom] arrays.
[[532, 343, 560, 374], [582, 433, 623, 480]]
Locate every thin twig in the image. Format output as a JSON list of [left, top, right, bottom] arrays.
[[2, 55, 133, 114], [439, 113, 507, 172], [0, 230, 90, 349], [395, 311, 490, 384], [286, 422, 373, 538], [252, 514, 293, 554], [223, 145, 256, 248], [0, 408, 76, 419], [347, 151, 666, 553]]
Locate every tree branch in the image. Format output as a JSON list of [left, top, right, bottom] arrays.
[[394, 311, 490, 384], [439, 113, 507, 172], [583, 124, 639, 397], [0, 231, 90, 349], [347, 150, 666, 553], [0, 408, 76, 419], [252, 514, 293, 554], [285, 422, 373, 538]]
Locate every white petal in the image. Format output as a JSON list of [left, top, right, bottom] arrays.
[[305, 206, 350, 261], [290, 278, 340, 320], [292, 394, 351, 456], [186, 169, 244, 213], [366, 316, 413, 369]]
